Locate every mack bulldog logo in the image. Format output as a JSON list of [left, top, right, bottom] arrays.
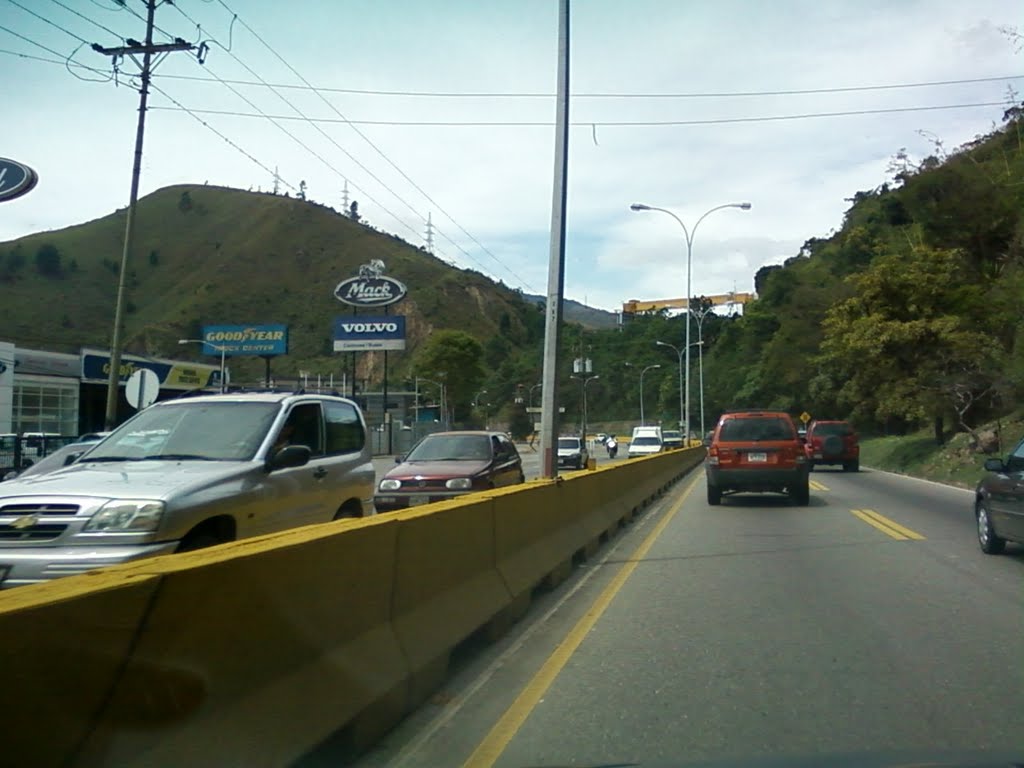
[[334, 261, 407, 307]]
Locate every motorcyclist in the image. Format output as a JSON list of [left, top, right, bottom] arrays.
[[606, 435, 618, 458]]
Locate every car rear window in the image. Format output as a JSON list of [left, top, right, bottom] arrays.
[[558, 438, 581, 450], [632, 436, 662, 446], [812, 422, 853, 436], [718, 417, 794, 441]]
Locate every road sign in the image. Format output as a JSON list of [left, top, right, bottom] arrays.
[[125, 368, 159, 410], [799, 411, 811, 424], [0, 158, 38, 203]]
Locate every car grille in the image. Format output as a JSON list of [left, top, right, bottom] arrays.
[[399, 479, 449, 489], [0, 523, 68, 542], [0, 502, 80, 516]]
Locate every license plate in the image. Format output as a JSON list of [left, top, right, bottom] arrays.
[[409, 495, 432, 506], [747, 452, 767, 463]]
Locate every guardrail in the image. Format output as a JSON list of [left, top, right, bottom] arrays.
[[0, 446, 706, 767]]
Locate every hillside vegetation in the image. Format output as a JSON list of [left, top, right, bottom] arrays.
[[0, 185, 546, 383]]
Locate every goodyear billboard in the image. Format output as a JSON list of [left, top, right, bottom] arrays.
[[201, 324, 288, 356], [81, 349, 221, 391], [333, 316, 406, 352]]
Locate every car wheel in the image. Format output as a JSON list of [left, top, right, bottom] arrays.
[[176, 531, 223, 553], [707, 484, 722, 506], [976, 501, 1006, 555], [843, 460, 859, 472], [789, 480, 810, 506]]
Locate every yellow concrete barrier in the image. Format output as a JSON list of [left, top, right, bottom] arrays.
[[74, 517, 408, 768], [0, 572, 161, 768], [390, 496, 513, 704]]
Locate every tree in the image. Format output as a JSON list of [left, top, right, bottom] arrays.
[[413, 330, 486, 423], [298, 180, 307, 201], [178, 191, 193, 212], [507, 403, 534, 440], [34, 243, 62, 277], [348, 200, 360, 222]]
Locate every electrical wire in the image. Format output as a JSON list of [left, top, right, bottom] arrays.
[[146, 100, 1011, 127], [44, 0, 125, 41], [149, 72, 1024, 100], [3, 0, 92, 44], [169, 2, 511, 286], [210, 0, 536, 292], [0, 28, 112, 78]]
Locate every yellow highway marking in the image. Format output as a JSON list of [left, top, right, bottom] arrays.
[[809, 480, 829, 491], [851, 508, 925, 540], [461, 473, 702, 768]]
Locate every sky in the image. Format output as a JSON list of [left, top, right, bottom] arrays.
[[1, 0, 1021, 313]]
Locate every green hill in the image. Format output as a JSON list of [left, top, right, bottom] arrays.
[[0, 184, 545, 383]]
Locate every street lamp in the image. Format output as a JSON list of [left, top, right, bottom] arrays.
[[690, 305, 716, 439], [656, 340, 703, 433], [417, 376, 447, 430], [631, 200, 751, 439], [178, 339, 228, 393], [639, 364, 661, 426], [570, 374, 600, 440]]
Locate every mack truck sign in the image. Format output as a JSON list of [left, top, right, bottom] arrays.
[[333, 316, 406, 351], [333, 259, 407, 307]]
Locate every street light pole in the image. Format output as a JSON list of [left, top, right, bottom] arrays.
[[631, 201, 751, 439], [571, 374, 599, 441], [178, 339, 228, 392], [639, 364, 661, 426], [655, 340, 684, 431], [692, 306, 714, 438]]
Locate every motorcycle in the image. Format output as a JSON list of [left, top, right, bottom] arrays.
[[606, 438, 618, 459]]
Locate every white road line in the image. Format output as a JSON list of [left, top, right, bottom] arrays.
[[862, 465, 974, 495]]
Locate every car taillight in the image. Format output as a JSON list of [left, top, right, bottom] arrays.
[[708, 446, 720, 465]]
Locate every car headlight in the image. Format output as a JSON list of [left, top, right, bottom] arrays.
[[445, 477, 472, 490], [379, 479, 401, 491], [84, 500, 165, 532]]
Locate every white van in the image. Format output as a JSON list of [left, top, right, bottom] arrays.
[[628, 426, 664, 458]]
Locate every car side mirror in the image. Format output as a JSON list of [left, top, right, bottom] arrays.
[[268, 445, 311, 471], [395, 455, 405, 464], [983, 457, 1006, 473]]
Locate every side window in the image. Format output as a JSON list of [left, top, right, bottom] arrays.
[[324, 401, 365, 455], [281, 403, 324, 457], [496, 435, 516, 459], [1006, 439, 1024, 472]]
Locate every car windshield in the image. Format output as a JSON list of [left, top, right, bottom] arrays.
[[719, 417, 794, 441], [558, 439, 581, 450], [633, 437, 661, 446], [813, 422, 853, 436], [80, 402, 280, 462], [662, 431, 682, 439], [405, 434, 492, 462]]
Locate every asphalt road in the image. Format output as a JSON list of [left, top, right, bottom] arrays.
[[345, 464, 1024, 768]]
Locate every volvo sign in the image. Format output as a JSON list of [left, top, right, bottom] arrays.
[[0, 158, 38, 203], [333, 315, 406, 351], [333, 259, 407, 307]]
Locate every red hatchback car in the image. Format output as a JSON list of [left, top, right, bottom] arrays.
[[374, 431, 525, 512], [804, 420, 859, 472]]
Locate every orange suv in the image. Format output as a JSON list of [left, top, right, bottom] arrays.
[[804, 419, 859, 472], [705, 410, 809, 505]]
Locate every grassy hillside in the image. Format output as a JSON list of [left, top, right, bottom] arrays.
[[0, 185, 545, 382]]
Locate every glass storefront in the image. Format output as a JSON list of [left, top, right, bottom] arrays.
[[13, 375, 80, 435]]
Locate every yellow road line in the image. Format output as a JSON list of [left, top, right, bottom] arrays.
[[850, 509, 925, 540], [858, 508, 926, 540], [461, 474, 702, 768], [809, 480, 829, 491]]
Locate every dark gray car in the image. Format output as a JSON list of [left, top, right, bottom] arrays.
[[975, 437, 1024, 554], [0, 392, 374, 587]]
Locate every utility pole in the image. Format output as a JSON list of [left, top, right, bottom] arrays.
[[272, 166, 281, 195], [424, 212, 435, 254], [94, 1, 197, 429], [342, 179, 350, 211]]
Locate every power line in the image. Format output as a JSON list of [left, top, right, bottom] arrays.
[[209, 0, 536, 292], [169, 2, 518, 288], [0, 27, 111, 78], [146, 100, 1011, 127], [44, 0, 125, 41], [3, 0, 92, 44], [149, 71, 1024, 100]]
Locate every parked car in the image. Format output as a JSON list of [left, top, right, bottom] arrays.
[[974, 439, 1024, 554], [1, 437, 105, 482], [705, 410, 809, 505], [557, 436, 589, 469], [662, 430, 684, 450], [0, 392, 375, 588], [628, 426, 664, 458], [375, 430, 524, 512], [804, 419, 859, 471]]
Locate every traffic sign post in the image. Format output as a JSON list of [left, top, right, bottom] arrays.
[[800, 411, 811, 424], [125, 368, 159, 410]]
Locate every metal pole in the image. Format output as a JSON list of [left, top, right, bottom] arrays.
[[103, 0, 157, 428], [684, 239, 692, 439], [539, 0, 570, 479], [639, 374, 644, 426], [220, 347, 226, 393], [698, 317, 705, 438], [677, 349, 684, 434]]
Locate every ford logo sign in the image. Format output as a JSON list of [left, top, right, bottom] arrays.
[[0, 158, 38, 203], [333, 275, 407, 307]]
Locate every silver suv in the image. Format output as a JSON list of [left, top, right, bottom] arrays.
[[0, 392, 375, 588]]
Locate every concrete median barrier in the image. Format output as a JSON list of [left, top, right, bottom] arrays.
[[75, 517, 408, 768], [0, 572, 161, 768], [390, 497, 513, 705]]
